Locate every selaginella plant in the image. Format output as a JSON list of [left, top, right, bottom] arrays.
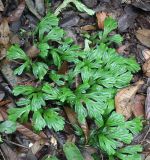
[[1, 12, 143, 159]]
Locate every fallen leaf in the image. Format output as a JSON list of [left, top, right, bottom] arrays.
[[81, 25, 96, 31], [58, 61, 68, 74], [25, 0, 41, 19], [82, 150, 94, 160], [132, 94, 145, 117], [31, 139, 45, 155], [0, 143, 18, 160], [115, 80, 144, 120], [64, 107, 89, 142], [0, 0, 4, 11], [116, 44, 129, 54], [35, 0, 45, 16], [0, 47, 7, 60], [143, 58, 150, 77], [145, 87, 150, 120], [26, 45, 40, 58], [7, 1, 25, 22], [96, 11, 107, 29], [136, 29, 150, 48], [0, 90, 5, 101], [142, 49, 150, 61], [0, 18, 10, 47]]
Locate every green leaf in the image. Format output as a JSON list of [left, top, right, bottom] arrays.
[[7, 44, 28, 60], [38, 43, 50, 58], [14, 61, 30, 75], [0, 121, 16, 134], [32, 62, 49, 80], [108, 34, 123, 44], [33, 111, 46, 131], [51, 50, 61, 68], [43, 108, 65, 131], [43, 27, 64, 42], [73, 0, 95, 15], [13, 85, 35, 96], [42, 83, 59, 100], [8, 106, 31, 121], [114, 145, 142, 160], [103, 17, 117, 36], [125, 117, 143, 134], [30, 93, 46, 111], [63, 142, 84, 160], [35, 13, 59, 40]]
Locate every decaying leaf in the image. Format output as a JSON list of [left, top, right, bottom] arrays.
[[0, 0, 4, 11], [142, 49, 150, 61], [136, 28, 150, 48], [132, 94, 145, 117], [26, 45, 40, 58], [145, 87, 150, 120], [0, 143, 18, 160], [7, 1, 25, 22], [0, 18, 10, 47], [81, 25, 96, 31], [96, 11, 107, 29], [143, 58, 150, 77], [35, 0, 45, 16], [115, 80, 144, 120]]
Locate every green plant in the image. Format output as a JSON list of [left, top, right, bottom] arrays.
[[3, 12, 143, 159]]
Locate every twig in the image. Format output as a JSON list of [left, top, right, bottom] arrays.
[[141, 126, 150, 144], [3, 139, 29, 149], [0, 148, 6, 160]]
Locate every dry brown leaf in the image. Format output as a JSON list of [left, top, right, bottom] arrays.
[[64, 107, 89, 142], [96, 11, 107, 29], [0, 18, 10, 47], [136, 28, 150, 48], [0, 0, 4, 11], [7, 1, 25, 22], [145, 87, 150, 120], [81, 25, 96, 31], [143, 58, 150, 77], [115, 80, 144, 120], [132, 94, 145, 117], [26, 45, 40, 58]]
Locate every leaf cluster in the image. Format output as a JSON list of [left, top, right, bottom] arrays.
[[3, 13, 143, 159]]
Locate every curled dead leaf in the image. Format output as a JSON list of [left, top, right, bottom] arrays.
[[96, 11, 107, 29], [143, 58, 150, 77], [115, 80, 144, 120], [0, 18, 10, 47], [136, 28, 150, 48]]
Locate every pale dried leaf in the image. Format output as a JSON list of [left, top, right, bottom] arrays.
[[142, 49, 150, 61], [0, 0, 4, 11], [35, 0, 45, 16], [145, 87, 150, 120], [136, 29, 150, 47], [115, 80, 144, 119], [0, 18, 10, 47], [0, 47, 7, 60], [96, 11, 107, 29], [8, 1, 25, 22]]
